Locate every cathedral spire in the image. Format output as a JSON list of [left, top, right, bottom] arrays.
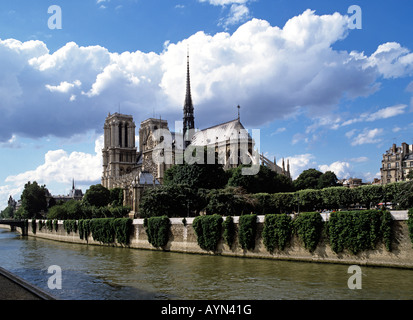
[[183, 46, 194, 144]]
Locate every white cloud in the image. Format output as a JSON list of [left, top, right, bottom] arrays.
[[286, 154, 316, 179], [0, 9, 410, 144], [350, 128, 383, 146], [319, 161, 352, 179], [5, 136, 103, 189], [219, 4, 251, 29], [366, 42, 413, 79], [342, 104, 407, 126], [45, 80, 81, 93]]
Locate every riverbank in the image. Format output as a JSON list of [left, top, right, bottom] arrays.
[[2, 211, 413, 269], [0, 266, 55, 300]]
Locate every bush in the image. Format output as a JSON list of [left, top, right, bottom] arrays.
[[262, 214, 292, 252], [293, 212, 323, 252], [78, 219, 91, 240], [193, 215, 223, 252], [223, 216, 235, 248], [63, 220, 77, 234], [145, 216, 170, 248], [113, 218, 133, 245], [238, 214, 257, 250], [328, 210, 393, 254], [205, 187, 255, 216]]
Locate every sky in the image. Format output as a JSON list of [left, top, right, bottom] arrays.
[[1, 0, 413, 209]]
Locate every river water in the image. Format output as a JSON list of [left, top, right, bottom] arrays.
[[1, 228, 413, 300]]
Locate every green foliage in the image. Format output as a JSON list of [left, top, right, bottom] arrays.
[[82, 184, 111, 208], [139, 185, 206, 218], [227, 165, 293, 194], [293, 169, 323, 191], [251, 193, 277, 214], [112, 218, 133, 245], [31, 219, 36, 234], [293, 212, 323, 252], [407, 208, 413, 248], [193, 214, 223, 251], [63, 220, 77, 234], [46, 219, 53, 231], [145, 216, 170, 248], [205, 187, 255, 216], [393, 181, 413, 210], [164, 162, 227, 190], [0, 206, 14, 219], [238, 214, 257, 250], [328, 210, 393, 254], [272, 193, 295, 213], [89, 218, 115, 244], [109, 188, 124, 207], [78, 219, 91, 240], [47, 199, 130, 220], [296, 189, 322, 212], [317, 171, 338, 189], [21, 181, 48, 219], [262, 214, 292, 252], [53, 219, 58, 232], [223, 216, 235, 248]]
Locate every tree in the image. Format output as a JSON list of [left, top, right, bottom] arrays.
[[21, 181, 48, 218], [205, 187, 256, 216], [227, 165, 293, 194], [317, 171, 338, 189], [0, 206, 14, 219], [293, 169, 323, 191], [164, 163, 227, 190], [82, 184, 110, 208], [109, 188, 124, 207], [139, 185, 207, 218]]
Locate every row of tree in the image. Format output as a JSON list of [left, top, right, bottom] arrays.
[[139, 162, 413, 218], [0, 182, 127, 220]]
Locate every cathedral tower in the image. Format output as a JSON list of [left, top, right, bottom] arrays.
[[102, 113, 137, 189]]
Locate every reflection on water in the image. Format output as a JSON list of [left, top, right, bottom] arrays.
[[1, 228, 413, 300]]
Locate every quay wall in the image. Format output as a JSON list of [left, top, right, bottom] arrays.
[[3, 211, 413, 269]]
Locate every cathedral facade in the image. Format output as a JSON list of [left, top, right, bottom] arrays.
[[101, 53, 291, 216]]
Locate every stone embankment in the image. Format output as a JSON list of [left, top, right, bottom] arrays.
[[2, 211, 413, 269]]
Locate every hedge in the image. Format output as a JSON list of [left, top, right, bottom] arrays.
[[328, 210, 393, 254], [88, 218, 132, 245], [144, 216, 171, 248], [193, 214, 223, 252], [238, 214, 257, 250], [262, 214, 292, 252], [292, 212, 324, 253]]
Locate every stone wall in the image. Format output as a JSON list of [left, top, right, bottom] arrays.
[[13, 211, 413, 269]]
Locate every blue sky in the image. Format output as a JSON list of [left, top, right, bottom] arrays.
[[1, 0, 413, 209]]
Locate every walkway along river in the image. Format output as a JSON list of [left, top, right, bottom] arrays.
[[1, 226, 413, 300]]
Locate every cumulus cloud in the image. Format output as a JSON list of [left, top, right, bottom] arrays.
[[5, 136, 103, 192], [319, 161, 352, 179], [0, 9, 412, 145], [286, 154, 316, 179]]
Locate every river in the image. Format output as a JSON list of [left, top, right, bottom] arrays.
[[1, 228, 413, 300]]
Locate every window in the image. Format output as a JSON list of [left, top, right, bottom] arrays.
[[396, 162, 400, 168], [411, 161, 413, 167], [388, 163, 391, 169], [396, 154, 400, 160]]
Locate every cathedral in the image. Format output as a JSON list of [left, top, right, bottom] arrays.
[[101, 53, 291, 216]]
